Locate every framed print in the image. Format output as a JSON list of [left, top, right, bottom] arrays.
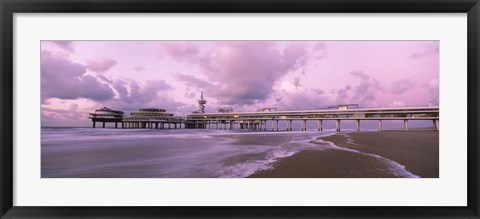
[[1, 0, 479, 218]]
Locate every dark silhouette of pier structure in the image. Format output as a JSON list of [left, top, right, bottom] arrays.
[[89, 107, 124, 128], [186, 105, 439, 132], [88, 93, 439, 132]]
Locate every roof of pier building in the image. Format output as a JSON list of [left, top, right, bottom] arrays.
[[90, 107, 124, 115], [139, 108, 167, 112], [88, 107, 124, 121], [257, 107, 277, 112], [123, 107, 184, 122], [328, 104, 359, 110]]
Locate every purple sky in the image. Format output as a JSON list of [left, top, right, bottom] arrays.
[[41, 41, 439, 127]]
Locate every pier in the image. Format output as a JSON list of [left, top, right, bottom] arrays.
[[88, 93, 439, 132], [185, 105, 439, 132], [121, 108, 185, 129]]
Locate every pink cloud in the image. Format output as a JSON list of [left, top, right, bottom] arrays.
[[51, 41, 75, 53], [41, 50, 115, 102], [162, 41, 308, 105], [86, 57, 117, 73]]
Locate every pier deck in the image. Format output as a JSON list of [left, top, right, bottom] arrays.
[[186, 106, 439, 131]]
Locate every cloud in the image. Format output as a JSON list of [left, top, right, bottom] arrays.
[[312, 42, 328, 59], [86, 57, 117, 73], [275, 89, 332, 110], [162, 41, 308, 105], [41, 50, 115, 102], [175, 74, 215, 89], [391, 79, 415, 94], [409, 43, 439, 59], [158, 42, 200, 63], [427, 78, 439, 105], [97, 75, 114, 84], [51, 41, 75, 53], [391, 100, 406, 107], [349, 71, 382, 105], [293, 77, 301, 89], [313, 42, 326, 51], [98, 78, 193, 116], [113, 79, 172, 106], [134, 65, 146, 71], [312, 88, 325, 95], [185, 92, 196, 98], [336, 85, 351, 100], [41, 103, 87, 126]]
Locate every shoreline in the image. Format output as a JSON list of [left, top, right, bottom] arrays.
[[249, 130, 439, 178]]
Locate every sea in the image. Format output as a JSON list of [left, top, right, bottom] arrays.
[[41, 127, 418, 178]]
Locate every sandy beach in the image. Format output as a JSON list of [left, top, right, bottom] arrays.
[[249, 131, 439, 178]]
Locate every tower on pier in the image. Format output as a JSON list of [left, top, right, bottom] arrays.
[[198, 92, 207, 113]]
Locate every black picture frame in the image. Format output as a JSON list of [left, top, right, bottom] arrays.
[[1, 0, 479, 218]]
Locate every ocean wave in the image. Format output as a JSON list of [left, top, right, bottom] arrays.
[[317, 134, 420, 178]]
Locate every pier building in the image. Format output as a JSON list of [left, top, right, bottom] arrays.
[[89, 107, 124, 128], [186, 105, 439, 132], [122, 108, 184, 129], [218, 107, 233, 113]]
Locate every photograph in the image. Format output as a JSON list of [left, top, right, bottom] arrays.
[[41, 40, 439, 178]]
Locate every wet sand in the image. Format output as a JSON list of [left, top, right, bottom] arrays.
[[249, 131, 439, 178]]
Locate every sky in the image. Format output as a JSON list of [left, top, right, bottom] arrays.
[[41, 41, 439, 127]]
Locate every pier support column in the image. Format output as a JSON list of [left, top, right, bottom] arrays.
[[271, 120, 275, 131], [289, 120, 293, 131], [356, 120, 360, 132], [103, 122, 106, 128], [436, 119, 439, 131], [286, 120, 289, 131], [175, 123, 177, 129], [93, 121, 96, 128], [433, 119, 439, 131], [378, 120, 383, 132], [115, 122, 118, 128], [168, 123, 171, 129], [275, 120, 279, 131], [404, 120, 409, 132], [302, 120, 307, 131], [155, 123, 158, 129], [317, 120, 323, 131], [336, 119, 341, 132]]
